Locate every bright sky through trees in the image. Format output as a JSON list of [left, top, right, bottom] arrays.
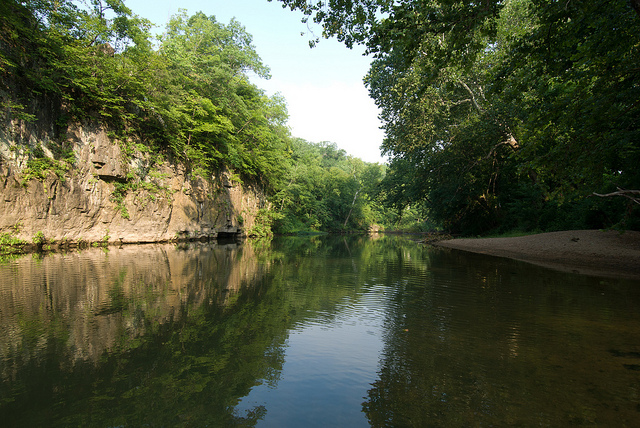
[[125, 0, 387, 163]]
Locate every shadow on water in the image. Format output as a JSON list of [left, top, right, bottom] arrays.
[[0, 236, 638, 427], [363, 247, 640, 427]]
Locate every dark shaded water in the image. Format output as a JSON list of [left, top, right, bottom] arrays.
[[0, 235, 639, 427]]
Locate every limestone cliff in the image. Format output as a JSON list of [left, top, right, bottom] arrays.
[[0, 118, 269, 245]]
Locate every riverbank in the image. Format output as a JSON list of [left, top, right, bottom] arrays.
[[434, 230, 640, 280]]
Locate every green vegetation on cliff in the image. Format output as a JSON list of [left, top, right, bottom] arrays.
[[0, 0, 290, 188]]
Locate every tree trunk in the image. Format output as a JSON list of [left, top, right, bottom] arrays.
[[343, 188, 360, 228]]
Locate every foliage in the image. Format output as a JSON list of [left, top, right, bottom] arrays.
[[271, 139, 391, 233], [17, 142, 76, 184], [31, 230, 46, 245], [148, 11, 290, 186], [110, 182, 130, 219], [108, 170, 175, 219], [0, 224, 27, 256], [277, 0, 640, 235], [1, 1, 291, 190], [247, 208, 282, 238]]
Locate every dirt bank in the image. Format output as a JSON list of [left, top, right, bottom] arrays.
[[434, 230, 640, 280]]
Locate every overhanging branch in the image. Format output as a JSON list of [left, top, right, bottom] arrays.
[[593, 187, 640, 205]]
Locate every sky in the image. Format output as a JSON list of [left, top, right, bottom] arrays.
[[125, 0, 387, 164]]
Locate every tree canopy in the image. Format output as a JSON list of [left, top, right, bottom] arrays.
[[275, 0, 640, 234], [4, 0, 639, 236], [270, 139, 391, 233], [1, 0, 292, 190]]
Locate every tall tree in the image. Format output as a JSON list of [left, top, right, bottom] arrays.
[[151, 10, 289, 183], [275, 0, 640, 233]]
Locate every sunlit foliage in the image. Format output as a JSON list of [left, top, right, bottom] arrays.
[[271, 139, 390, 233], [1, 1, 291, 188]]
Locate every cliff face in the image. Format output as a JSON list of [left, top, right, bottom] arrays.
[[0, 118, 268, 245]]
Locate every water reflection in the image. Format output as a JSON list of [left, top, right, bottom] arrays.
[[0, 242, 277, 427], [236, 288, 389, 427], [0, 236, 639, 427], [0, 242, 266, 365], [363, 249, 640, 427]]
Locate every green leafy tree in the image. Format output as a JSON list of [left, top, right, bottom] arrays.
[[272, 139, 389, 233], [276, 0, 640, 234], [149, 10, 289, 183]]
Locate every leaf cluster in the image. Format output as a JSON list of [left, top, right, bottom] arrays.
[[282, 0, 640, 234]]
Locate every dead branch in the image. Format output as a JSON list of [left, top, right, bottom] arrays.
[[593, 187, 640, 205], [458, 80, 483, 113]]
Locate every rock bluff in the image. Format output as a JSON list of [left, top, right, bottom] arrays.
[[0, 117, 268, 246]]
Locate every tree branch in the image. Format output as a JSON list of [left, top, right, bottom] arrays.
[[593, 187, 640, 205], [458, 80, 483, 113], [484, 134, 519, 159]]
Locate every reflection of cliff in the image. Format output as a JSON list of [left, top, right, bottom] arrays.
[[0, 242, 267, 375]]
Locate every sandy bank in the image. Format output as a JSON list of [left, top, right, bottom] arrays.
[[434, 230, 640, 280]]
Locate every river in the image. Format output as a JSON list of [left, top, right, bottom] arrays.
[[0, 235, 639, 426]]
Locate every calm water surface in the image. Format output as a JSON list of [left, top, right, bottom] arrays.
[[0, 235, 639, 427]]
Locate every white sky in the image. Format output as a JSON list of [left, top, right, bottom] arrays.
[[124, 0, 387, 164]]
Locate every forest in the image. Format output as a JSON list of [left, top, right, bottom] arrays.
[[1, 0, 639, 236]]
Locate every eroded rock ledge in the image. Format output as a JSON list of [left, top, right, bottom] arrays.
[[0, 119, 268, 246]]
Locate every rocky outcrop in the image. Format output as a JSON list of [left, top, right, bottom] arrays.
[[0, 119, 268, 245]]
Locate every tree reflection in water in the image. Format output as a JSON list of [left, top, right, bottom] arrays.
[[0, 236, 639, 427], [0, 242, 282, 427], [363, 249, 640, 427]]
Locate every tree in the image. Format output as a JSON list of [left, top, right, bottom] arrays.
[[149, 10, 290, 183], [274, 0, 640, 233], [271, 139, 388, 233]]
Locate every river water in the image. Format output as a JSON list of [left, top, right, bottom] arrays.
[[0, 235, 639, 427]]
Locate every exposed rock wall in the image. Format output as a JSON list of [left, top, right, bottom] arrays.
[[0, 119, 268, 244]]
